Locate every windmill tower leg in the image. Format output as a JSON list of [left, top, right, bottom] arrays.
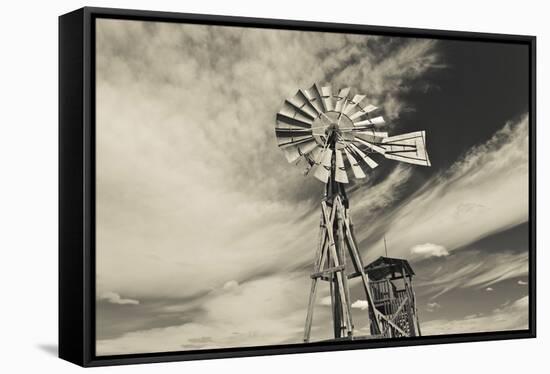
[[304, 199, 354, 341], [335, 196, 382, 336], [336, 199, 354, 337], [303, 211, 327, 342], [323, 200, 353, 339]]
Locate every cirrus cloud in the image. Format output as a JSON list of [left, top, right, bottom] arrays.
[[422, 296, 528, 336]]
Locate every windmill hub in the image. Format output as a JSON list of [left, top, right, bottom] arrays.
[[325, 123, 338, 135], [311, 111, 355, 149]]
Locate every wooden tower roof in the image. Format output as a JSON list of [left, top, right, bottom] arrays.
[[364, 256, 415, 281]]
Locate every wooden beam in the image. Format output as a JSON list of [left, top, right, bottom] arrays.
[[342, 211, 382, 335], [378, 312, 408, 337], [390, 296, 408, 323], [409, 280, 422, 337], [336, 196, 354, 337], [321, 201, 353, 337], [310, 265, 345, 279], [303, 207, 330, 342], [347, 271, 409, 281]]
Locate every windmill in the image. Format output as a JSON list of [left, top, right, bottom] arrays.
[[275, 83, 430, 342]]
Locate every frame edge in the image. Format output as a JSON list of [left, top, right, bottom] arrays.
[[59, 7, 87, 367]]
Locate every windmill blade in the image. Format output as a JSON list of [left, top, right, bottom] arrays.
[[343, 148, 366, 178], [277, 135, 314, 148], [342, 95, 366, 116], [276, 112, 312, 129], [314, 83, 327, 112], [282, 147, 302, 163], [356, 130, 388, 138], [284, 99, 316, 121], [381, 130, 431, 166], [334, 87, 351, 113], [288, 92, 318, 119], [282, 140, 320, 165], [275, 128, 312, 138], [305, 146, 323, 165], [334, 149, 349, 184], [298, 140, 320, 155], [303, 84, 325, 114], [321, 85, 334, 111], [303, 146, 323, 175], [354, 136, 387, 154], [349, 103, 378, 121], [354, 116, 386, 127], [354, 130, 388, 143], [314, 148, 333, 183], [349, 143, 379, 169], [278, 101, 315, 126], [321, 147, 333, 167], [298, 89, 322, 117]]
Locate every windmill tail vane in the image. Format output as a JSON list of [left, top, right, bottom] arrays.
[[274, 83, 430, 342]]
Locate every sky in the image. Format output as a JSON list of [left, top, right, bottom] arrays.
[[94, 18, 531, 355]]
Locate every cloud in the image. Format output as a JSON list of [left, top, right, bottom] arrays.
[[99, 292, 139, 305], [414, 249, 527, 299], [333, 38, 441, 120], [351, 300, 369, 310], [422, 296, 528, 335], [518, 280, 528, 286], [97, 273, 317, 355], [350, 164, 414, 221], [355, 115, 529, 264], [411, 243, 449, 258], [485, 287, 494, 292], [426, 302, 441, 312]]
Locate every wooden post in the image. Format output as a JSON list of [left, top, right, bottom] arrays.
[[321, 201, 352, 338], [342, 212, 382, 335], [336, 197, 353, 337], [304, 204, 330, 342]]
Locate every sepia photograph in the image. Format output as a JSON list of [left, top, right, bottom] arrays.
[[94, 17, 531, 356]]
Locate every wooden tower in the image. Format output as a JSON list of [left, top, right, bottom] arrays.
[[365, 256, 421, 337]]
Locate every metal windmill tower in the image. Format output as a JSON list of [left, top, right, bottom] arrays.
[[274, 84, 430, 342]]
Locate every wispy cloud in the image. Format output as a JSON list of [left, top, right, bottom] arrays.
[[97, 273, 313, 354], [414, 249, 527, 299], [333, 38, 441, 120], [518, 280, 528, 286], [355, 115, 529, 264], [422, 296, 528, 335]]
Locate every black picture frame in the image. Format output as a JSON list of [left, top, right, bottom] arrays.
[[59, 6, 536, 367]]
